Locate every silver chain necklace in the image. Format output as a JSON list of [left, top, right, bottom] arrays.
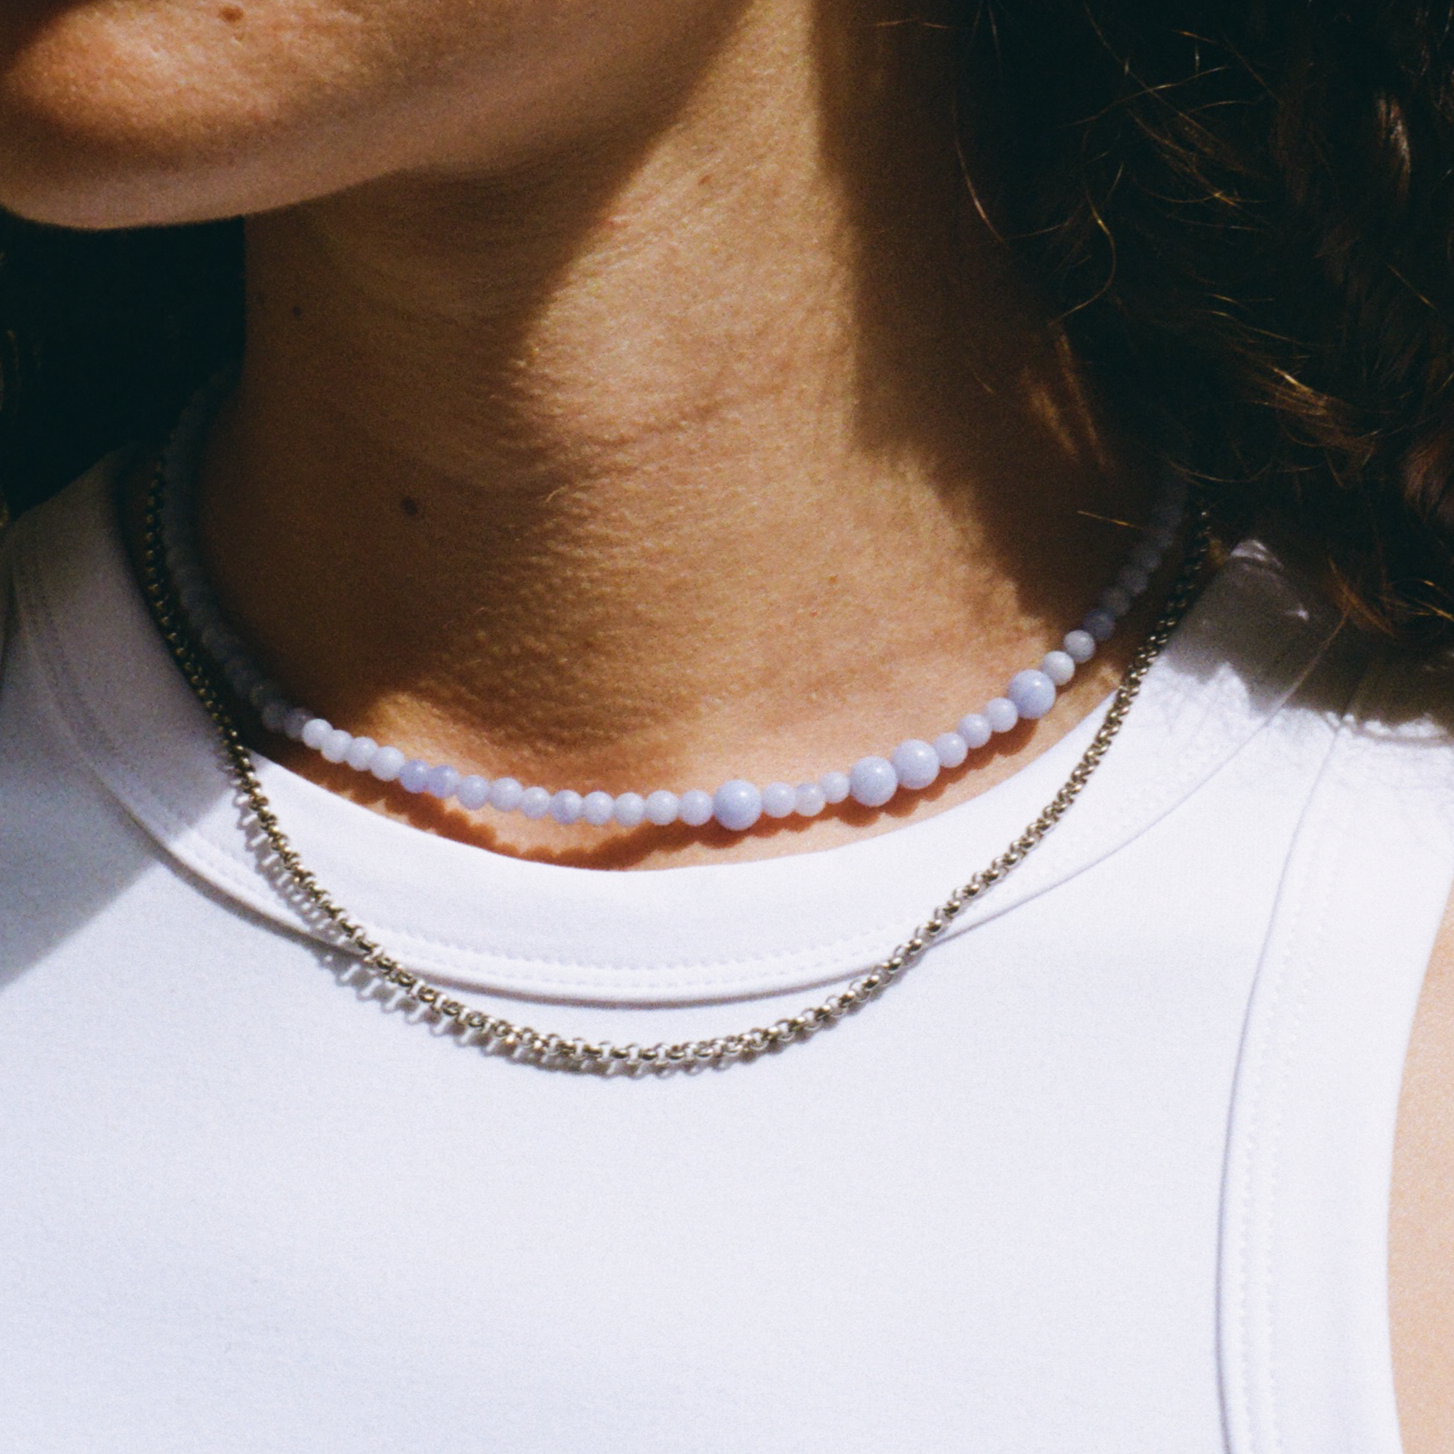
[[138, 450, 1211, 1075]]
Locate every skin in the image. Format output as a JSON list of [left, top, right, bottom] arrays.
[[2, 0, 1157, 870], [1, 0, 1448, 1437], [1393, 913, 1454, 1451]]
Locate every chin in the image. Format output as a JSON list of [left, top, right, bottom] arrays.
[[0, 75, 417, 230], [0, 0, 732, 229], [0, 126, 274, 232], [0, 50, 540, 230], [0, 53, 248, 226], [0, 143, 222, 232], [0, 3, 385, 229]]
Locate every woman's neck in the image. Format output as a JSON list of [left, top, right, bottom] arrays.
[[196, 0, 1156, 867]]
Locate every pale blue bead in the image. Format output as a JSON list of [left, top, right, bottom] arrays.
[[679, 789, 715, 827], [714, 779, 763, 831], [260, 700, 290, 735], [345, 736, 378, 772], [174, 572, 203, 603], [891, 739, 939, 791], [490, 777, 524, 812], [175, 576, 207, 606], [1131, 541, 1163, 574], [1117, 564, 1150, 597], [520, 786, 552, 819], [228, 660, 262, 697], [1008, 669, 1056, 720], [370, 745, 406, 782], [426, 765, 461, 799], [615, 792, 648, 827], [192, 616, 228, 650], [185, 592, 216, 627], [1083, 608, 1116, 642], [795, 783, 826, 817], [849, 755, 897, 807], [1099, 585, 1132, 618], [301, 717, 332, 751], [1063, 629, 1096, 663], [550, 789, 583, 824], [252, 692, 287, 723], [283, 707, 312, 742], [252, 690, 286, 722], [958, 713, 992, 750], [985, 697, 1019, 733], [934, 731, 969, 768], [180, 594, 210, 623], [249, 679, 281, 711], [1041, 650, 1075, 687], [582, 790, 615, 826], [761, 782, 797, 819], [200, 623, 235, 659], [820, 771, 851, 804], [399, 759, 432, 793], [321, 727, 353, 764], [643, 790, 678, 826], [457, 775, 492, 811]]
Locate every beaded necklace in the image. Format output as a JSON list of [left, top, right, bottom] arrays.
[[156, 382, 1187, 834], [139, 390, 1210, 1073]]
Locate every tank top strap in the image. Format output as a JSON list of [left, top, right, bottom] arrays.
[[1220, 648, 1454, 1453]]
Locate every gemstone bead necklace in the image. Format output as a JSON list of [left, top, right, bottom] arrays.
[[139, 419, 1211, 1073], [157, 381, 1186, 833]]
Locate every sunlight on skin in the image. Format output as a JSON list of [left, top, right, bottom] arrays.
[[5, 0, 1454, 1432], [1392, 904, 1454, 1454], [3, 0, 1152, 866], [0, 0, 743, 224]]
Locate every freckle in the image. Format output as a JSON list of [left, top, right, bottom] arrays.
[[400, 496, 422, 519], [219, 4, 245, 22], [699, 172, 712, 186]]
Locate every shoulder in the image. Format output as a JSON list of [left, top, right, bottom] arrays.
[[1379, 647, 1454, 1454], [1392, 889, 1454, 1454]]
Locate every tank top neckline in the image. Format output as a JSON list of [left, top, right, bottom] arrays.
[[14, 459, 1343, 1005]]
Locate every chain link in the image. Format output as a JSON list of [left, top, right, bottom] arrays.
[[139, 460, 1211, 1074]]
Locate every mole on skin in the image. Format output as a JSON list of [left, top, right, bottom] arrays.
[[219, 5, 245, 23]]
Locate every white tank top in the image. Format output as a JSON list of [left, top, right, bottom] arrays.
[[2, 463, 1453, 1453]]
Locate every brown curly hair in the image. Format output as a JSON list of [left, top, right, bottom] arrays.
[[4, 1, 1454, 639], [976, 0, 1454, 639]]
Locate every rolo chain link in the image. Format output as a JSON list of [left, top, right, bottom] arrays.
[[139, 459, 1211, 1075]]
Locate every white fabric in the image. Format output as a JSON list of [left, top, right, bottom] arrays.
[[1220, 653, 1454, 1454], [1, 462, 1451, 1453]]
